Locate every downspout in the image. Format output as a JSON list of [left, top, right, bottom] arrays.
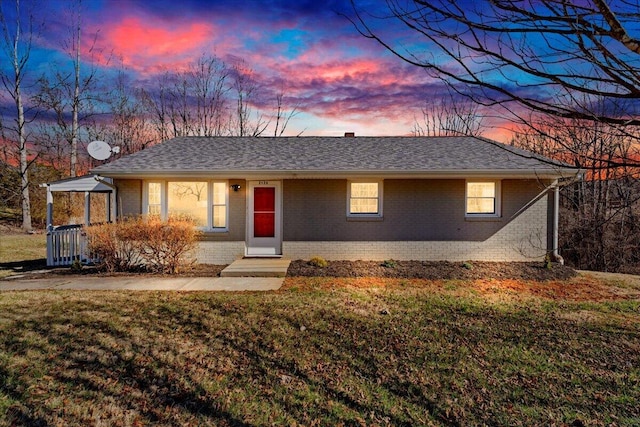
[[508, 178, 568, 265], [552, 181, 564, 265]]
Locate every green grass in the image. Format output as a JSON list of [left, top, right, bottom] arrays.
[[0, 280, 639, 426], [0, 231, 47, 278], [0, 232, 46, 263]]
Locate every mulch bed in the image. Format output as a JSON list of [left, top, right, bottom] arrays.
[[286, 260, 577, 281], [4, 260, 575, 282]]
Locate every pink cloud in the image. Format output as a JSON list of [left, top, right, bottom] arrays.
[[89, 17, 236, 74]]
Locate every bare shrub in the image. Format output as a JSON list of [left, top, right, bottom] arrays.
[[86, 216, 201, 274], [138, 216, 201, 274], [85, 219, 144, 272]]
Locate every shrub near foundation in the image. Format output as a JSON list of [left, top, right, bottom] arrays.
[[86, 216, 201, 274], [85, 220, 144, 272], [140, 216, 201, 273]]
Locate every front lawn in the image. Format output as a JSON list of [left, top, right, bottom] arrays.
[[0, 231, 46, 278], [1, 276, 639, 426]]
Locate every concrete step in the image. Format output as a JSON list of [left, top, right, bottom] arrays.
[[220, 258, 291, 278]]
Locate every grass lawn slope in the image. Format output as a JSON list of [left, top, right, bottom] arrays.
[[0, 230, 46, 278], [1, 274, 639, 426]]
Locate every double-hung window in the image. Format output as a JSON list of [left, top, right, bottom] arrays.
[[147, 182, 162, 216], [212, 182, 227, 228], [347, 180, 383, 218], [144, 180, 228, 231], [466, 180, 500, 217]]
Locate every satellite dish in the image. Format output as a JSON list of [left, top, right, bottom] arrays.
[[87, 140, 116, 161]]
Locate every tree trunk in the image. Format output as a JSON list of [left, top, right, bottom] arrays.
[[70, 16, 80, 177], [17, 85, 32, 232], [3, 0, 34, 232]]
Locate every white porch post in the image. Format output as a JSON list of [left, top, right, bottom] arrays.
[[112, 188, 117, 222], [46, 185, 54, 232], [106, 192, 112, 223], [46, 185, 54, 266]]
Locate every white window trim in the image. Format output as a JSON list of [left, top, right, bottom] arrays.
[[347, 179, 383, 218], [465, 179, 501, 218], [210, 181, 229, 231], [143, 180, 229, 232], [143, 180, 166, 217]]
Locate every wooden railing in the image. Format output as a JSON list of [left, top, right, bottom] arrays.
[[46, 225, 89, 267]]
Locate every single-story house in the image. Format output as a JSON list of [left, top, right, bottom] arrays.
[[89, 135, 578, 264]]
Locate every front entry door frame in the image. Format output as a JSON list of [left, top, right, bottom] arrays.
[[246, 180, 283, 256]]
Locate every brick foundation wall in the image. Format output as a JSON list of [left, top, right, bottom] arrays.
[[194, 241, 245, 264]]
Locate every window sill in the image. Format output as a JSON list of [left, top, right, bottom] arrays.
[[347, 216, 384, 222], [200, 230, 229, 240], [465, 216, 502, 222]]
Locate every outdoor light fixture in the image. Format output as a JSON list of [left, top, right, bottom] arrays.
[[231, 184, 242, 192]]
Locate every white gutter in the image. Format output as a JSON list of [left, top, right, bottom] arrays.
[[95, 168, 580, 180]]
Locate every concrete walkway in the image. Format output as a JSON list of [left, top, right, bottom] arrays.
[[0, 276, 284, 291], [221, 258, 291, 277]]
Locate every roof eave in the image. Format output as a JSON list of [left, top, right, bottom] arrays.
[[94, 168, 580, 180]]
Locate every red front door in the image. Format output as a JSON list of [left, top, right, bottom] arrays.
[[254, 187, 275, 238], [247, 181, 282, 256]]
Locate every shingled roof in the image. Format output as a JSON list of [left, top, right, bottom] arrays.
[[92, 136, 577, 179]]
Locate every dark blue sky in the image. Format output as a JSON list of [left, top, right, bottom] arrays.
[[7, 0, 626, 139], [1, 0, 491, 138]]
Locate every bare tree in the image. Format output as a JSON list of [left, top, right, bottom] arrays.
[[67, 0, 82, 176], [190, 55, 229, 136], [141, 55, 299, 140], [0, 0, 39, 232], [141, 55, 230, 141], [230, 61, 268, 136], [141, 72, 173, 142], [95, 71, 154, 157], [33, 0, 100, 177], [412, 93, 484, 136], [350, 0, 640, 167], [273, 90, 301, 137], [511, 98, 640, 271]]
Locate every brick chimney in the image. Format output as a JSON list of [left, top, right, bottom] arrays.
[[344, 132, 355, 137]]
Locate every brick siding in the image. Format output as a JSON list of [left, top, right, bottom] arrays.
[[194, 197, 547, 263], [114, 179, 141, 217], [194, 241, 246, 264], [281, 197, 548, 262]]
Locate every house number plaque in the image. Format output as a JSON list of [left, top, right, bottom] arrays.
[[258, 181, 270, 185]]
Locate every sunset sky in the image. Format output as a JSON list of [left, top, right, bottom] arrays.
[[2, 0, 515, 140]]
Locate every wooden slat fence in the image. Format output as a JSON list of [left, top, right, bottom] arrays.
[[46, 225, 90, 267]]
